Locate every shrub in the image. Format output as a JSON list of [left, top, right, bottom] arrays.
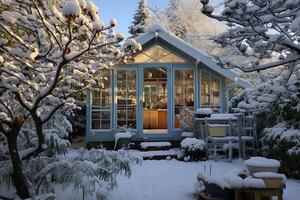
[[260, 123, 300, 179], [180, 138, 206, 161]]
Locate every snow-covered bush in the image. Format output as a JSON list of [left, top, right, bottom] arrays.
[[231, 72, 300, 178], [0, 148, 141, 200], [260, 123, 300, 179], [180, 138, 206, 161], [232, 73, 300, 128]]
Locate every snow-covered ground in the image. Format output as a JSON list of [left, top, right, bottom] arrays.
[[1, 156, 299, 199], [107, 159, 300, 200]]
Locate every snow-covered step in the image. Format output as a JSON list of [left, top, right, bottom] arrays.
[[140, 142, 172, 150], [130, 148, 180, 160]]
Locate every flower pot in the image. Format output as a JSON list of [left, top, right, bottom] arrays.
[[117, 138, 131, 149], [203, 181, 233, 199]]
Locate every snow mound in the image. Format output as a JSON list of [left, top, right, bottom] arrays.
[[244, 157, 281, 168], [181, 132, 194, 138], [253, 172, 286, 182], [62, 1, 81, 17], [195, 108, 213, 115]]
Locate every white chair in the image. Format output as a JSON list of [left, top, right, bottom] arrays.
[[205, 121, 236, 162]]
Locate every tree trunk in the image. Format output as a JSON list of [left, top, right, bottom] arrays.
[[7, 132, 30, 199]]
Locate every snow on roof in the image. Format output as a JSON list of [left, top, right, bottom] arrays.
[[136, 24, 238, 81]]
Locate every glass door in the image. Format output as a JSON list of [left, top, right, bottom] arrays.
[[143, 67, 168, 134]]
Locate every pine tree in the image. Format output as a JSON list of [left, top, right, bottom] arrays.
[[129, 0, 151, 38]]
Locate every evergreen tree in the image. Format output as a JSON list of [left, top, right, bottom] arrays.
[[129, 0, 152, 38]]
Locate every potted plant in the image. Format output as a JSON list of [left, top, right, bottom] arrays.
[[114, 126, 135, 150], [244, 157, 281, 175]]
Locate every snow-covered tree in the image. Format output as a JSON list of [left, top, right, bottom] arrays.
[[165, 0, 188, 39], [201, 0, 300, 74], [129, 0, 152, 38], [0, 0, 141, 198]]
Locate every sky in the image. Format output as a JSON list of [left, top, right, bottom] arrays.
[[95, 0, 169, 37]]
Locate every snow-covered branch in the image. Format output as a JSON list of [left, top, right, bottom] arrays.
[[200, 0, 300, 73]]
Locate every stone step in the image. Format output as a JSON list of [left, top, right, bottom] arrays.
[[140, 141, 172, 151], [131, 148, 180, 160]]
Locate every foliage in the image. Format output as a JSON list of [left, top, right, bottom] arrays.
[[232, 73, 300, 178], [260, 123, 300, 179], [201, 0, 300, 73], [177, 107, 194, 132], [129, 0, 151, 38]]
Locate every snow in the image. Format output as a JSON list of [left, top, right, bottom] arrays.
[[62, 1, 81, 17], [110, 18, 117, 27], [2, 155, 300, 200], [243, 177, 265, 188], [195, 108, 213, 115], [114, 132, 133, 140], [92, 20, 104, 31], [181, 132, 194, 138], [209, 114, 238, 120], [130, 148, 180, 158], [180, 138, 205, 151], [108, 160, 244, 200], [253, 172, 286, 183], [140, 142, 172, 149], [244, 157, 281, 168]]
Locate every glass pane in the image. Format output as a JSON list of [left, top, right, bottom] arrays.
[[92, 69, 111, 108], [117, 70, 137, 129], [133, 44, 187, 63], [92, 111, 100, 129], [101, 111, 110, 129], [211, 75, 221, 108], [91, 69, 111, 130], [201, 70, 211, 107], [174, 70, 194, 128], [201, 70, 221, 110]]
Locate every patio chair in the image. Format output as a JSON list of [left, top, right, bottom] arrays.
[[205, 120, 237, 162]]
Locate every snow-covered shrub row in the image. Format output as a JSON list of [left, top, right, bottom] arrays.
[[180, 138, 206, 161], [231, 73, 300, 178], [260, 123, 300, 179]]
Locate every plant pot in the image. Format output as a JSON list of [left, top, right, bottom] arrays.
[[117, 138, 131, 149], [203, 181, 233, 200]]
